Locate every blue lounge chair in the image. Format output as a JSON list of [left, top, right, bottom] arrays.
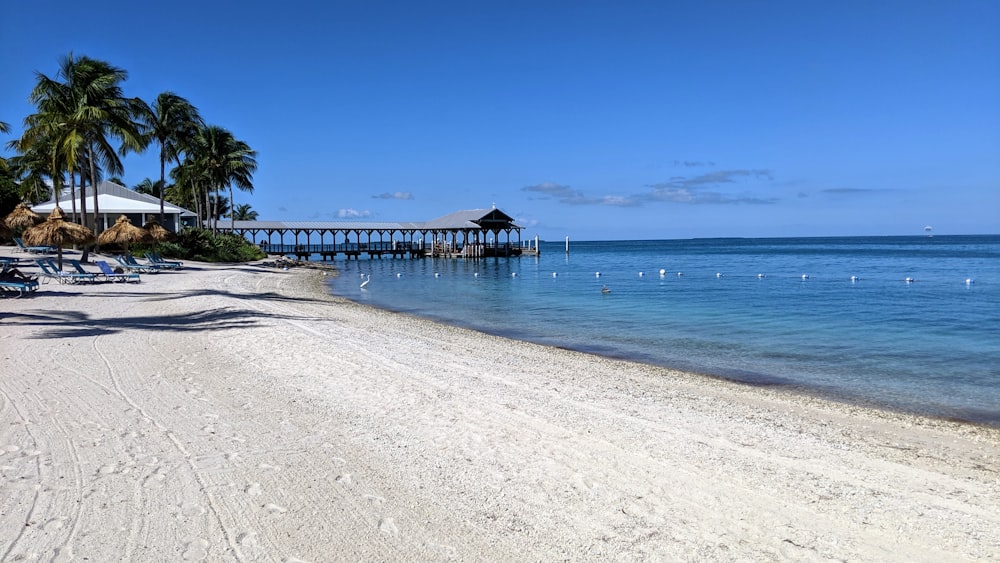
[[14, 237, 56, 254], [0, 279, 39, 297], [36, 258, 98, 284], [0, 262, 39, 296], [114, 255, 160, 273], [67, 259, 117, 284], [144, 252, 183, 269], [96, 260, 141, 283]]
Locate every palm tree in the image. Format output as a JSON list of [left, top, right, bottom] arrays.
[[0, 120, 9, 171], [5, 136, 59, 204], [138, 92, 203, 224], [25, 54, 145, 234], [187, 125, 257, 232], [208, 194, 230, 221], [230, 203, 258, 221], [133, 177, 160, 196]]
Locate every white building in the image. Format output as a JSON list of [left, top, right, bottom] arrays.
[[32, 180, 196, 233]]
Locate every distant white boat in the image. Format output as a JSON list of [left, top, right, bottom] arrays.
[[925, 225, 933, 237]]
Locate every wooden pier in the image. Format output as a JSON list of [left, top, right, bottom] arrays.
[[215, 207, 540, 261]]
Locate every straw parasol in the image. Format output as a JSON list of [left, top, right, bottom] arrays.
[[22, 207, 95, 269], [4, 203, 44, 234], [98, 215, 153, 253], [142, 219, 178, 242]]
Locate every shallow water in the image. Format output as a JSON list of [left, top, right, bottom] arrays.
[[323, 235, 1000, 425]]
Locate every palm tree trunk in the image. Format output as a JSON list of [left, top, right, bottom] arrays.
[[88, 144, 100, 235], [229, 185, 235, 230], [159, 155, 166, 224], [191, 182, 203, 229], [70, 170, 78, 221], [78, 173, 88, 229], [78, 173, 90, 262]]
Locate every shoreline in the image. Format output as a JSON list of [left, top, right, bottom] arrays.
[[322, 276, 1000, 430], [2, 252, 999, 560]]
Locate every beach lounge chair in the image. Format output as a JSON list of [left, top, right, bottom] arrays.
[[145, 252, 183, 269], [14, 237, 56, 254], [67, 259, 115, 284], [96, 260, 141, 283], [36, 258, 98, 284], [0, 278, 39, 297], [114, 255, 160, 273]]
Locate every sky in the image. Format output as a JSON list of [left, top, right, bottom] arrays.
[[2, 0, 998, 240]]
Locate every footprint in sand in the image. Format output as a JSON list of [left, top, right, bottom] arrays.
[[44, 518, 68, 531], [145, 471, 167, 487], [53, 545, 74, 563], [264, 503, 287, 516], [236, 531, 260, 549], [181, 503, 206, 517], [378, 518, 399, 536], [335, 473, 352, 485], [245, 482, 262, 496], [181, 538, 210, 561]]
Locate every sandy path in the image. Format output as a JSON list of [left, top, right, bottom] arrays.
[[1, 254, 998, 561]]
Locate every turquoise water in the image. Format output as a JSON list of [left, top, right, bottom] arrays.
[[323, 235, 1000, 425]]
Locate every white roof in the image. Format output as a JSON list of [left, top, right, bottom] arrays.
[[32, 180, 196, 217]]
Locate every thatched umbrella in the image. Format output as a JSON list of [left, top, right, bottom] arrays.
[[4, 203, 44, 234], [23, 207, 95, 270], [142, 219, 178, 242], [98, 215, 152, 254]]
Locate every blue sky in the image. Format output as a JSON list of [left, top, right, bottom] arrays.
[[2, 0, 998, 240]]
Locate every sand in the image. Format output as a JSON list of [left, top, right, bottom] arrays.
[[1, 250, 998, 562]]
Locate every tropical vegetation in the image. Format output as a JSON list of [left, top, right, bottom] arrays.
[[0, 53, 263, 262]]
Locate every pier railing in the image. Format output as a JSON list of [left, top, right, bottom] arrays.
[[263, 240, 537, 260]]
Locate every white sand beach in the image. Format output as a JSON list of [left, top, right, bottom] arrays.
[[2, 251, 998, 561]]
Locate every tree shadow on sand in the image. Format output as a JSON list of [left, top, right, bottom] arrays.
[[142, 287, 333, 305], [5, 307, 333, 339]]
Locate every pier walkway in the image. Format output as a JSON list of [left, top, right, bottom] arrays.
[[216, 207, 540, 260]]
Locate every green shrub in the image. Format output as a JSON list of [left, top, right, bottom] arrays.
[[172, 228, 265, 262]]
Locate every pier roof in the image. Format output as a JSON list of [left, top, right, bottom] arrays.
[[219, 208, 520, 233]]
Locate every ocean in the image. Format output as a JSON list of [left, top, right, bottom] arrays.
[[322, 235, 1000, 425]]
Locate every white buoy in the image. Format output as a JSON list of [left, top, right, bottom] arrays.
[[716, 272, 723, 278], [474, 272, 479, 277], [966, 278, 974, 285], [659, 268, 666, 276], [638, 271, 644, 277], [905, 277, 914, 283], [850, 275, 859, 282], [511, 272, 518, 277], [434, 272, 440, 277], [396, 273, 402, 278], [757, 273, 766, 279], [801, 274, 810, 280], [676, 272, 683, 277], [595, 272, 601, 277], [552, 272, 558, 277]]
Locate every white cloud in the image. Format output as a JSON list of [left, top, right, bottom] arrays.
[[372, 191, 414, 200], [336, 208, 372, 218]]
